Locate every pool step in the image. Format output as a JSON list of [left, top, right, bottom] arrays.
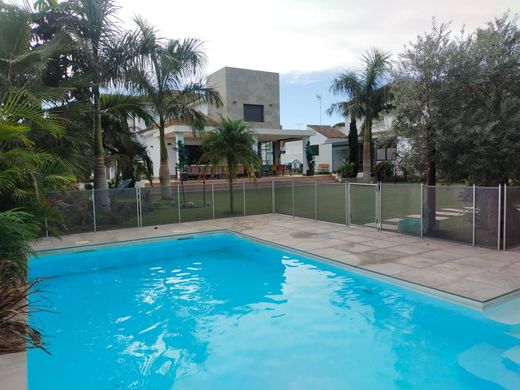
[[458, 343, 520, 389]]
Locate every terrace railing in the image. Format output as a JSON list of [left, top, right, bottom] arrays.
[[45, 181, 519, 250]]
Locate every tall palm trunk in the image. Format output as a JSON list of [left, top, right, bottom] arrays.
[[228, 178, 234, 213], [93, 86, 110, 209], [362, 118, 372, 183], [158, 121, 172, 199]]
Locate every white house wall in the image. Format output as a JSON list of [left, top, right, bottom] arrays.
[[139, 134, 161, 178], [282, 140, 303, 165], [317, 143, 333, 168]]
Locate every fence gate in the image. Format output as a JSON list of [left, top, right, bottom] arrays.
[[348, 183, 381, 230]]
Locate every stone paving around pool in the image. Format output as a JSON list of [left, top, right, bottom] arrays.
[[34, 213, 520, 304]]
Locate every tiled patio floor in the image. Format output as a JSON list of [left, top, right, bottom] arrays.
[[34, 213, 520, 304]]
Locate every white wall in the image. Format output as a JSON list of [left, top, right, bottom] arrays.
[[317, 143, 332, 169], [139, 134, 161, 178], [310, 132, 327, 146], [281, 140, 303, 164], [332, 146, 348, 171]]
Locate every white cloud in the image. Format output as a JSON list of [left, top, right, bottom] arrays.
[[115, 0, 519, 74]]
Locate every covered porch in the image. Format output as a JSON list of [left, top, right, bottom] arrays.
[[141, 124, 315, 180]]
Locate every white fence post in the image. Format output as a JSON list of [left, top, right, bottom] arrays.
[[503, 184, 507, 250], [92, 188, 97, 232], [347, 182, 351, 226], [243, 181, 246, 216], [292, 180, 295, 217], [379, 182, 382, 231], [177, 184, 181, 223], [272, 180, 275, 214], [212, 183, 215, 219], [497, 184, 501, 251], [345, 181, 348, 227], [135, 187, 140, 228], [420, 184, 424, 238], [374, 183, 378, 228], [472, 184, 476, 247], [314, 180, 317, 222]]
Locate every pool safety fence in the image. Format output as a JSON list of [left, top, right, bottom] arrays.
[[45, 182, 519, 250]]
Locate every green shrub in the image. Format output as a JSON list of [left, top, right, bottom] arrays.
[[373, 161, 395, 181], [336, 162, 357, 178]]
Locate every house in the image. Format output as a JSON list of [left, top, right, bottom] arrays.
[[135, 67, 315, 179], [281, 117, 397, 173]]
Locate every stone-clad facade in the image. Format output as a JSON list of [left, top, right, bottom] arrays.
[[207, 67, 281, 129]]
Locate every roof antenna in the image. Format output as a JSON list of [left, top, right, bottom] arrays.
[[316, 94, 322, 125]]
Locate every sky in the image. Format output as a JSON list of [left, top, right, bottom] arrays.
[[29, 0, 520, 128]]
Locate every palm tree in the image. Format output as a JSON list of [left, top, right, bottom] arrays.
[[330, 49, 391, 182], [100, 93, 154, 186], [200, 118, 261, 213], [0, 88, 73, 353], [64, 0, 135, 193], [128, 17, 222, 198]]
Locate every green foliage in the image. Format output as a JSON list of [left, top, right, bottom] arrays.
[[200, 117, 261, 212], [100, 93, 154, 185], [175, 141, 189, 173], [305, 141, 316, 168], [373, 161, 395, 181], [0, 89, 75, 228], [336, 162, 357, 178], [126, 17, 222, 189], [201, 117, 261, 179], [329, 49, 392, 181], [392, 14, 520, 185], [0, 210, 38, 276]]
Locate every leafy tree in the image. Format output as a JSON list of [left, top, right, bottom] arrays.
[[200, 118, 260, 213], [330, 49, 392, 182], [127, 17, 222, 198], [391, 22, 454, 230], [438, 14, 520, 185], [392, 15, 520, 238], [100, 93, 154, 186]]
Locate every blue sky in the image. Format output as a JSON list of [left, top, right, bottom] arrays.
[[280, 69, 344, 129]]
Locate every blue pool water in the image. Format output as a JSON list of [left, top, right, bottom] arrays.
[[28, 233, 520, 389]]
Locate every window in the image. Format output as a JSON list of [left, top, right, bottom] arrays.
[[243, 104, 264, 122]]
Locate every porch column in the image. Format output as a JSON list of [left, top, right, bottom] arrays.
[[257, 141, 262, 163], [175, 132, 184, 179], [302, 136, 309, 174], [273, 140, 281, 165]]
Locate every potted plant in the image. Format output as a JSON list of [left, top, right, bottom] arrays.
[[305, 141, 316, 176], [175, 140, 189, 182]]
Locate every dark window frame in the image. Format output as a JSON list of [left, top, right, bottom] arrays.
[[243, 104, 264, 122]]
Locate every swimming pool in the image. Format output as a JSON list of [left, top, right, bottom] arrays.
[[28, 232, 520, 389]]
